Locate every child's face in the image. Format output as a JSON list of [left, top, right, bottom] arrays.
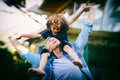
[[51, 24, 61, 35]]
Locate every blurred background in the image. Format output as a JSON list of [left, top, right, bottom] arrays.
[[0, 0, 120, 80]]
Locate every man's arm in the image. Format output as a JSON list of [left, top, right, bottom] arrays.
[[9, 35, 29, 54], [87, 5, 96, 24], [74, 5, 96, 51], [8, 34, 41, 67]]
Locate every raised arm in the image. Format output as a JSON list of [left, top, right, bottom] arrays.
[[68, 5, 91, 25], [8, 34, 41, 68], [8, 34, 29, 54], [74, 5, 96, 51], [87, 5, 96, 24]]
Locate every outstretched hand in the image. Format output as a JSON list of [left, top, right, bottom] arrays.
[[8, 33, 21, 40], [83, 2, 95, 12]]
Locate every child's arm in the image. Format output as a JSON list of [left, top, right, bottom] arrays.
[[17, 33, 41, 40], [68, 5, 90, 25]]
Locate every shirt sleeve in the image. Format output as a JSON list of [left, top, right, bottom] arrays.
[[41, 30, 51, 39], [20, 52, 41, 68], [74, 21, 93, 51]]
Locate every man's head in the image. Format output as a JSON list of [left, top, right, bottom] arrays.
[[45, 37, 61, 52], [47, 14, 69, 35]]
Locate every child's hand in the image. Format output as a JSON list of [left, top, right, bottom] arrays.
[[14, 33, 22, 40], [83, 5, 90, 12], [83, 3, 94, 12], [9, 33, 22, 40]]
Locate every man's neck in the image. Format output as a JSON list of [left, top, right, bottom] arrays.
[[53, 47, 62, 58]]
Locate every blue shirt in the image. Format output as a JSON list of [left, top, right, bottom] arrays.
[[20, 21, 94, 80]]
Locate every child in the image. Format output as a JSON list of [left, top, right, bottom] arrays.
[[17, 5, 90, 75]]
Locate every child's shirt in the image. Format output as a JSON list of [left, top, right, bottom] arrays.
[[40, 29, 69, 54], [41, 30, 68, 42]]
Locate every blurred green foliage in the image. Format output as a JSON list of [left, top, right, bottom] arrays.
[[0, 40, 31, 80]]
